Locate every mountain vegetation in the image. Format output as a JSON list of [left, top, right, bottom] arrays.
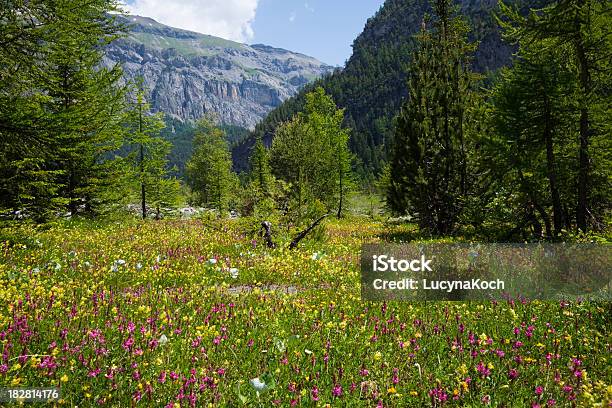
[[0, 1, 181, 220], [1, 0, 128, 220], [385, 0, 610, 238], [387, 0, 479, 235], [185, 119, 237, 212], [234, 0, 547, 177], [0, 0, 609, 240]]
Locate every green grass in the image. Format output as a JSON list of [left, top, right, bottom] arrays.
[[0, 217, 610, 406], [130, 32, 243, 57]]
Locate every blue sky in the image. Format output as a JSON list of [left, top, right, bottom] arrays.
[[123, 0, 385, 66], [251, 0, 385, 66]]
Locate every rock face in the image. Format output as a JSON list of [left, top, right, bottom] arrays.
[[104, 15, 333, 129]]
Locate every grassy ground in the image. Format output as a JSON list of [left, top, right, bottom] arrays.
[[0, 217, 610, 407]]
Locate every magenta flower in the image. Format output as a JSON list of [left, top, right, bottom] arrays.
[[122, 336, 134, 351], [132, 390, 142, 402], [311, 386, 319, 401], [477, 362, 491, 377], [332, 384, 342, 397], [508, 368, 518, 380], [429, 387, 448, 403], [535, 386, 543, 396]]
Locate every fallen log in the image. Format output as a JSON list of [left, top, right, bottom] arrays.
[[260, 214, 329, 250], [289, 214, 329, 250]]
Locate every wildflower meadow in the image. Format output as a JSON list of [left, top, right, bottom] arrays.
[[1, 218, 610, 407]]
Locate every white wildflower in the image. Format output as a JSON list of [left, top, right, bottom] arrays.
[[249, 377, 267, 392]]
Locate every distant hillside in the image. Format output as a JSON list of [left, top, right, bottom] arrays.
[[234, 0, 548, 176], [104, 15, 334, 130]]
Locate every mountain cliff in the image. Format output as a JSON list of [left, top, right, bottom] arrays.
[[104, 15, 333, 129]]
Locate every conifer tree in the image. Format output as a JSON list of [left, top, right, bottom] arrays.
[[0, 0, 126, 219], [186, 119, 236, 213], [499, 0, 611, 231], [251, 138, 272, 197], [487, 39, 576, 238], [44, 0, 126, 216], [387, 0, 477, 235], [123, 87, 170, 219]]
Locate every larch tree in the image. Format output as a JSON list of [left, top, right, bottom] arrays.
[[499, 0, 612, 231], [186, 118, 236, 213], [123, 86, 171, 219]]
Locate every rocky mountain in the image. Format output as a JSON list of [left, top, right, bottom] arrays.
[[104, 15, 333, 129]]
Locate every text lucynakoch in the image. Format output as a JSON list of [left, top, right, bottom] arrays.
[[372, 278, 505, 292]]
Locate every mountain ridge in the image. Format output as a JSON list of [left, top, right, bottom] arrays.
[[104, 15, 334, 129]]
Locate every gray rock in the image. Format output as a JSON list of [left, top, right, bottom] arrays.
[[105, 15, 334, 129]]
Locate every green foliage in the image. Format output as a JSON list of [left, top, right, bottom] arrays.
[[186, 119, 237, 212], [470, 0, 612, 238], [387, 0, 478, 235], [269, 87, 352, 222], [123, 86, 180, 218], [497, 0, 611, 233], [159, 119, 249, 178], [236, 0, 533, 179], [250, 138, 272, 197], [0, 0, 127, 219]]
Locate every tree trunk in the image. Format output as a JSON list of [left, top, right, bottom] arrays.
[[574, 4, 590, 233], [518, 170, 551, 239], [337, 165, 343, 219], [260, 221, 276, 249], [139, 102, 146, 220], [289, 214, 329, 249], [543, 92, 563, 236]]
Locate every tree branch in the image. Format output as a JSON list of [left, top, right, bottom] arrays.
[[289, 214, 329, 250]]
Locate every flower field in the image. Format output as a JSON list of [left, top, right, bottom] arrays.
[[0, 218, 610, 407]]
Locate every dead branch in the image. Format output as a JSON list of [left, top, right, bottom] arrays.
[[260, 214, 329, 250], [289, 214, 329, 250]]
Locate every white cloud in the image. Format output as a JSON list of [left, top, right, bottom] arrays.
[[304, 2, 314, 12], [123, 0, 259, 42], [289, 11, 296, 23]]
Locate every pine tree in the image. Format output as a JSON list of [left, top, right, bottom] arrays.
[[387, 0, 477, 235], [251, 138, 272, 197]]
